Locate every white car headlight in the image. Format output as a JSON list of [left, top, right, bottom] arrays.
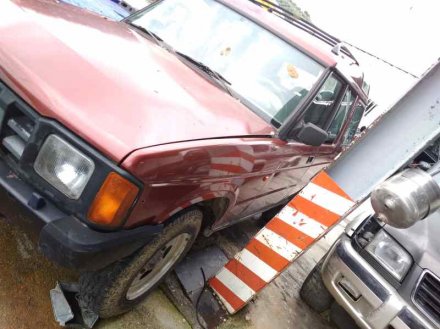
[[34, 135, 95, 199], [365, 230, 412, 281]]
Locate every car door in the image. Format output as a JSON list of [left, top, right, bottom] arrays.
[[303, 89, 366, 190], [237, 73, 348, 217], [303, 79, 356, 183], [275, 73, 349, 197], [235, 140, 315, 217]]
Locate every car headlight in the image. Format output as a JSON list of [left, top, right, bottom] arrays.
[[365, 230, 412, 281], [34, 135, 95, 199]]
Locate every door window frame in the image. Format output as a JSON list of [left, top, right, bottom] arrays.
[[340, 98, 366, 146], [322, 86, 357, 145], [282, 70, 350, 143], [278, 67, 333, 140]]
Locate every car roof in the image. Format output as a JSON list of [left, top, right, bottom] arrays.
[[219, 0, 369, 102]]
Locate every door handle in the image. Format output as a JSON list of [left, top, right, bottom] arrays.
[[306, 156, 314, 164]]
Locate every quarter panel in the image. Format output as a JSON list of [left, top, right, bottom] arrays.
[[122, 138, 282, 227]]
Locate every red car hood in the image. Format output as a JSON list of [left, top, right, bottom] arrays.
[[0, 0, 274, 161]]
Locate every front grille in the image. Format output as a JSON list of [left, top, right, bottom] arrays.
[[0, 82, 36, 161], [413, 271, 440, 325], [2, 115, 35, 159]]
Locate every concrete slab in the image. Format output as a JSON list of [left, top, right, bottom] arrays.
[[175, 246, 228, 304]]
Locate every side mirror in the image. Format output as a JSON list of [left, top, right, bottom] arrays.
[[295, 123, 328, 146]]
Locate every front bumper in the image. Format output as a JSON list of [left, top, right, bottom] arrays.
[[0, 155, 162, 271], [322, 236, 434, 329]]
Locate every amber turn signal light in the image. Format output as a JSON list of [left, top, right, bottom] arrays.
[[88, 172, 139, 227]]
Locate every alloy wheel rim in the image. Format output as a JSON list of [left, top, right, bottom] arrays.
[[126, 233, 191, 300]]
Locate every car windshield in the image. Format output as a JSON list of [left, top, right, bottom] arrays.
[[61, 0, 130, 20], [129, 0, 324, 127]]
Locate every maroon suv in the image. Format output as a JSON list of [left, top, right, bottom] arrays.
[[0, 0, 368, 317]]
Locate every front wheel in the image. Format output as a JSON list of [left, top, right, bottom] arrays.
[[300, 259, 334, 313], [79, 209, 203, 318]]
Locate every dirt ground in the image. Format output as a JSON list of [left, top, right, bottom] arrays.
[[0, 189, 340, 329]]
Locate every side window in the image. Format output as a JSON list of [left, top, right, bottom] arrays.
[[342, 101, 365, 146], [303, 74, 344, 132], [326, 89, 355, 143]]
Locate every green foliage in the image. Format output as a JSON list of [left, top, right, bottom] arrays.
[[276, 0, 312, 21]]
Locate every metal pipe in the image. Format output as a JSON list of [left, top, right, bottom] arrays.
[[328, 60, 440, 202], [371, 168, 440, 228]]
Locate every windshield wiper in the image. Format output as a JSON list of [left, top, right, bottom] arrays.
[[128, 24, 233, 97], [174, 51, 233, 96], [128, 23, 164, 46]]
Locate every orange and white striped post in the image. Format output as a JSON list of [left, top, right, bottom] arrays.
[[208, 62, 440, 314], [209, 171, 354, 313]]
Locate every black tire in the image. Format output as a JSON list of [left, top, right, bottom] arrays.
[[300, 259, 334, 313], [330, 302, 360, 329], [79, 208, 203, 318]]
